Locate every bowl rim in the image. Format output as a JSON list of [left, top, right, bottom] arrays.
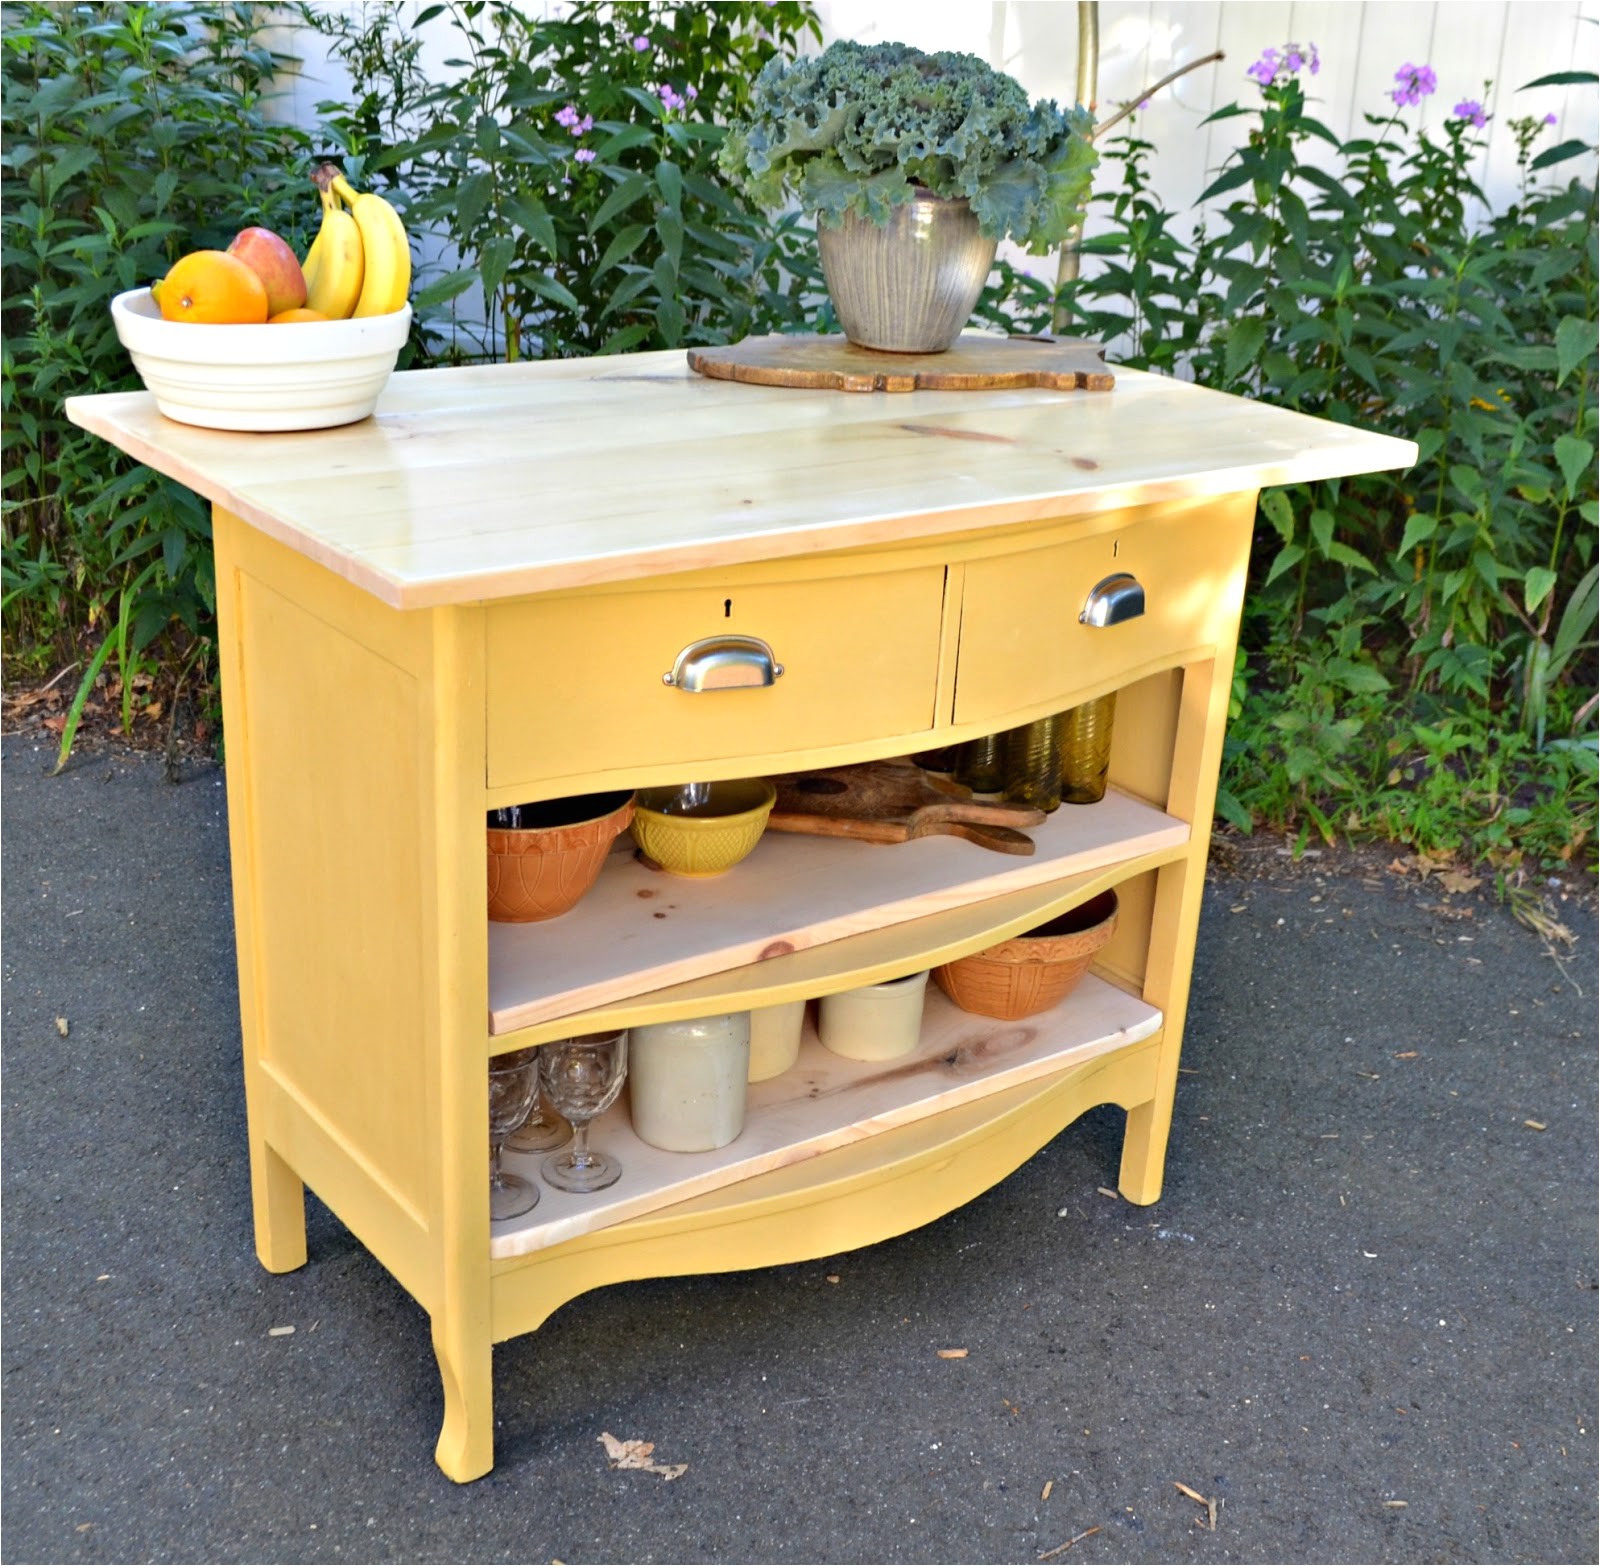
[[111, 285, 413, 345], [634, 779, 777, 822], [486, 790, 636, 838]]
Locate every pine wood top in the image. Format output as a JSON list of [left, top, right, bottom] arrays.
[[65, 343, 1418, 609]]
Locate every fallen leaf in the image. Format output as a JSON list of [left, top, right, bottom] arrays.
[[598, 1430, 686, 1480], [1439, 869, 1481, 894], [1041, 1480, 1053, 1502], [936, 1348, 969, 1359], [55, 1016, 68, 1037]]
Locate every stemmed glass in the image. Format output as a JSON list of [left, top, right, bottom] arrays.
[[488, 1048, 541, 1220], [504, 1075, 572, 1155], [539, 1030, 628, 1193]]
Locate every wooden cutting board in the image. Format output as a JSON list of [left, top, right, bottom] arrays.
[[686, 333, 1115, 394], [765, 760, 1044, 855]]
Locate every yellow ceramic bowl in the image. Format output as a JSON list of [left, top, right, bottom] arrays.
[[631, 780, 777, 877]]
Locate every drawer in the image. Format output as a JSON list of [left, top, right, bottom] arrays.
[[486, 560, 947, 791], [951, 496, 1253, 726]]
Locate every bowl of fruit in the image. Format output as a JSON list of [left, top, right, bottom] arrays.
[[111, 164, 413, 432]]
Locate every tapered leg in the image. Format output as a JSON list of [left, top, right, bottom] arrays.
[[1118, 1097, 1171, 1205], [249, 1137, 308, 1272]]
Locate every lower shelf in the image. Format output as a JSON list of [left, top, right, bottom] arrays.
[[489, 972, 1161, 1260]]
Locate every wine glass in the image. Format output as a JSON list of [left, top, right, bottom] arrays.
[[504, 1073, 572, 1154], [488, 1049, 541, 1220], [538, 1030, 628, 1193]]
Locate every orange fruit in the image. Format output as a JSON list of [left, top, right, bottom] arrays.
[[154, 250, 269, 324], [267, 307, 331, 323]]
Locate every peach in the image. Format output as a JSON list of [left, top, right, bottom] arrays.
[[226, 226, 307, 317]]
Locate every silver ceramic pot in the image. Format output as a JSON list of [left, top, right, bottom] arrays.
[[816, 191, 998, 354]]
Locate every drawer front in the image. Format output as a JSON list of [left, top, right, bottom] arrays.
[[952, 497, 1252, 727], [487, 562, 946, 791]]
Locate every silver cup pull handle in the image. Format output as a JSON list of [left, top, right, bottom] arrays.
[[662, 634, 784, 690], [1080, 572, 1145, 628]]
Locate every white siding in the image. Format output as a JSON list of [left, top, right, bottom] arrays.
[[814, 0, 1600, 281], [266, 1, 1598, 290]]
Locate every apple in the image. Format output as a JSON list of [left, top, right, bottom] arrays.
[[226, 226, 306, 318]]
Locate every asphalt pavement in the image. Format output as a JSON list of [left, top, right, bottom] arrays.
[[2, 733, 1595, 1565]]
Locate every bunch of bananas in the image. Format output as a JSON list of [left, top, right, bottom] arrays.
[[303, 162, 412, 319]]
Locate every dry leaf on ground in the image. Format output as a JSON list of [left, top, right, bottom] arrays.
[[598, 1431, 687, 1480]]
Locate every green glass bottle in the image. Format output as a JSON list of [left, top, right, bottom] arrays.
[[1002, 714, 1065, 813], [1060, 691, 1117, 804]]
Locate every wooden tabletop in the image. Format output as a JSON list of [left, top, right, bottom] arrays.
[[65, 342, 1418, 610]]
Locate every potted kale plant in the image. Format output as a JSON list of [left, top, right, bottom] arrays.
[[720, 39, 1096, 353]]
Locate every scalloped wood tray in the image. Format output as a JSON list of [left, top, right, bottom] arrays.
[[686, 333, 1115, 394]]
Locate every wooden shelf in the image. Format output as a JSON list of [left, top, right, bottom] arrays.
[[487, 787, 1187, 1036], [489, 973, 1162, 1260]]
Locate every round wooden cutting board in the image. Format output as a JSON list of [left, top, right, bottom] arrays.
[[686, 332, 1115, 394]]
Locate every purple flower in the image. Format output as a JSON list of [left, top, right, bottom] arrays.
[[686, 84, 697, 101], [574, 147, 596, 164], [658, 83, 686, 111], [1247, 46, 1280, 86], [1390, 62, 1437, 108], [1247, 42, 1319, 88], [1452, 98, 1488, 128], [1544, 111, 1558, 124], [631, 35, 650, 51], [554, 103, 580, 128]]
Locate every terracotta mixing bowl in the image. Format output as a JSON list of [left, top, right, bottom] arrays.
[[933, 890, 1119, 1020], [486, 791, 635, 922]]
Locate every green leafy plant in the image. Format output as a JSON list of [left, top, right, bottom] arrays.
[[305, 0, 826, 361], [1036, 44, 1596, 868], [718, 38, 1096, 254], [2, 0, 314, 756]]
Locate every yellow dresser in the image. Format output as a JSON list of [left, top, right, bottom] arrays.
[[69, 351, 1415, 1480]]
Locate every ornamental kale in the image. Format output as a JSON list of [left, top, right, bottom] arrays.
[[719, 39, 1097, 255]]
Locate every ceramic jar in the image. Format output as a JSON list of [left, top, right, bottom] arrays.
[[628, 1013, 751, 1152], [747, 999, 806, 1082], [817, 971, 929, 1062]]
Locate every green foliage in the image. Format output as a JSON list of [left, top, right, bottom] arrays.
[[305, 0, 827, 361], [718, 39, 1097, 254], [2, 0, 313, 707], [1034, 58, 1597, 868]]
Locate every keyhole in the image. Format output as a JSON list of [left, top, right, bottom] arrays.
[[724, 598, 732, 618]]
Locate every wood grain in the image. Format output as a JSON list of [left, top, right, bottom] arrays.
[[65, 349, 1419, 609], [487, 786, 1187, 1034], [489, 973, 1161, 1258], [686, 333, 1116, 393]]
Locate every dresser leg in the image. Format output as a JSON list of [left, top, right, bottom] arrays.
[[251, 1138, 308, 1273], [431, 1314, 495, 1483], [1117, 1097, 1170, 1206]]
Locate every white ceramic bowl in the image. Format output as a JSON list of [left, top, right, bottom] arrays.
[[110, 287, 410, 432]]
